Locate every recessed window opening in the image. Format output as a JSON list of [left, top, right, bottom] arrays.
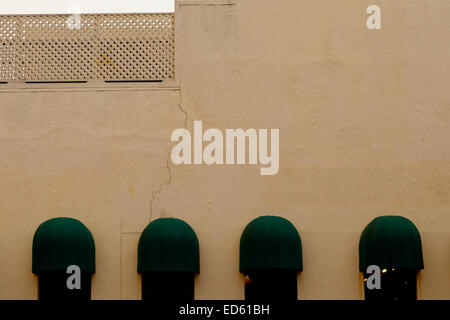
[[364, 268, 417, 301], [240, 216, 302, 301]]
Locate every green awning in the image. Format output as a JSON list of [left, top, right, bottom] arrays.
[[240, 216, 302, 272], [359, 215, 424, 271], [32, 217, 95, 274], [138, 218, 200, 273]]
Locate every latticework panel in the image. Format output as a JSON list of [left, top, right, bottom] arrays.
[[0, 13, 174, 81]]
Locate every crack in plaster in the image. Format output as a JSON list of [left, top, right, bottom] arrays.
[[149, 88, 188, 221]]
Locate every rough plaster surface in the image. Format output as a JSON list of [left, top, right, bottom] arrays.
[[0, 0, 449, 299]]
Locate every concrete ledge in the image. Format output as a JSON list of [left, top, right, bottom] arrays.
[[0, 80, 180, 93]]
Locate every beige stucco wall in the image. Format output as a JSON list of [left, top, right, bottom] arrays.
[[0, 0, 449, 299]]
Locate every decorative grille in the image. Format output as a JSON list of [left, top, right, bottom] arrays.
[[0, 13, 174, 81]]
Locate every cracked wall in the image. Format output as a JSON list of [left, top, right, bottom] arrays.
[[155, 0, 450, 299], [0, 0, 449, 300], [0, 87, 184, 299]]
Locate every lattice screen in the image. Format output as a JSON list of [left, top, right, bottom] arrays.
[[0, 13, 174, 81]]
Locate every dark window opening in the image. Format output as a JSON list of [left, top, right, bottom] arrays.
[[364, 268, 417, 301], [38, 270, 92, 301], [244, 269, 298, 301], [141, 271, 195, 301]]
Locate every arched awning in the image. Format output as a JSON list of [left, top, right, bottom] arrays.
[[32, 217, 95, 274], [359, 215, 424, 271], [138, 218, 200, 273], [239, 216, 302, 273]]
